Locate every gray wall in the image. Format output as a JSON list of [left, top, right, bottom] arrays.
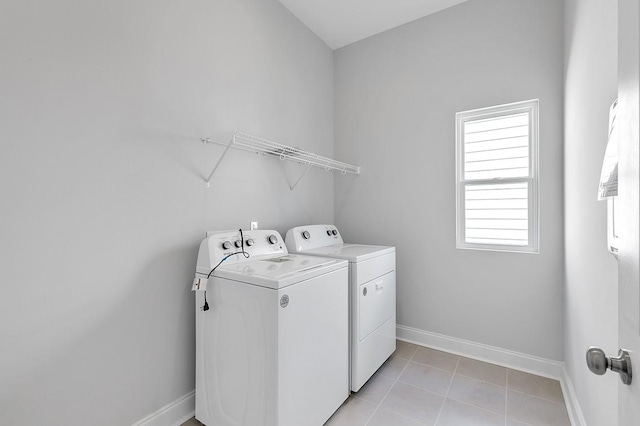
[[334, 0, 565, 360], [0, 0, 334, 424], [564, 0, 619, 424]]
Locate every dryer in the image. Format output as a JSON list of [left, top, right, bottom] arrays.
[[194, 229, 349, 426], [285, 225, 396, 392]]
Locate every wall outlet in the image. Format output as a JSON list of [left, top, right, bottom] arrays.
[[250, 221, 258, 230]]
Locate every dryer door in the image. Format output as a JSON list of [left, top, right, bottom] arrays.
[[358, 271, 396, 341]]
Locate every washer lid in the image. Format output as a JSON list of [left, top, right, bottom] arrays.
[[293, 244, 395, 262], [209, 254, 347, 289]]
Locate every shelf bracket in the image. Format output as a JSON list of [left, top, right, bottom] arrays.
[[202, 133, 235, 188], [285, 163, 312, 191]]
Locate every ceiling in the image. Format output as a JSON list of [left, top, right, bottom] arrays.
[[278, 0, 471, 50]]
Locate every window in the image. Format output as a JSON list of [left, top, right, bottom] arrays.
[[456, 99, 539, 253]]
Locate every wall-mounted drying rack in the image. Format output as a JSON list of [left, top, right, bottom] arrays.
[[201, 131, 360, 190]]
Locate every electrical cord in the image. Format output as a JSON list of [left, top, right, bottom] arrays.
[[202, 229, 250, 311]]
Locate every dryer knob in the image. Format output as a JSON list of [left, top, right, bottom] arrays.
[[234, 240, 242, 248], [268, 234, 278, 244], [222, 241, 232, 250], [332, 230, 338, 236], [246, 239, 255, 247], [302, 231, 311, 240], [327, 230, 332, 236]]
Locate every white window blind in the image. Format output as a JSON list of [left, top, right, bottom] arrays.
[[456, 100, 538, 253]]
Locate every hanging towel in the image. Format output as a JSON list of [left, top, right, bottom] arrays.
[[598, 99, 619, 200]]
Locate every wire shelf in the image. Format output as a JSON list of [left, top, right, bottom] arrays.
[[201, 131, 360, 188]]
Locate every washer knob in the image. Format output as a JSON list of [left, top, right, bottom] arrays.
[[246, 238, 255, 247], [332, 230, 338, 236], [326, 230, 332, 236], [302, 231, 311, 240], [268, 234, 278, 244], [234, 240, 242, 248], [222, 241, 232, 250]]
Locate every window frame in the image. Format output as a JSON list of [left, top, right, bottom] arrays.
[[455, 99, 539, 253]]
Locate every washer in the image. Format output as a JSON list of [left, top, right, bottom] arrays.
[[285, 225, 396, 392], [194, 229, 349, 426]]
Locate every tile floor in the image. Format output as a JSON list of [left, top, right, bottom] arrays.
[[327, 341, 571, 426], [182, 340, 571, 426]]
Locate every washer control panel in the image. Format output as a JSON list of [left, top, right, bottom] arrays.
[[285, 225, 344, 252], [197, 229, 287, 272]]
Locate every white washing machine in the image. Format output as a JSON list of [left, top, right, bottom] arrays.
[[194, 229, 349, 426], [285, 225, 396, 392]]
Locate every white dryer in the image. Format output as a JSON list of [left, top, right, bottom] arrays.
[[194, 229, 349, 426], [285, 225, 396, 392]]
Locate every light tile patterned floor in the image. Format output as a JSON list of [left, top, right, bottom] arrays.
[[182, 340, 571, 426]]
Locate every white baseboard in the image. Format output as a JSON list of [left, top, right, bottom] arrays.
[[397, 324, 564, 378], [560, 367, 587, 426], [397, 325, 585, 426], [131, 390, 195, 426]]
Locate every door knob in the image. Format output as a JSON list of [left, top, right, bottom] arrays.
[[586, 346, 632, 385]]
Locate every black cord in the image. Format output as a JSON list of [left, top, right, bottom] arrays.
[[202, 291, 209, 311], [238, 228, 250, 260], [202, 229, 250, 311]]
